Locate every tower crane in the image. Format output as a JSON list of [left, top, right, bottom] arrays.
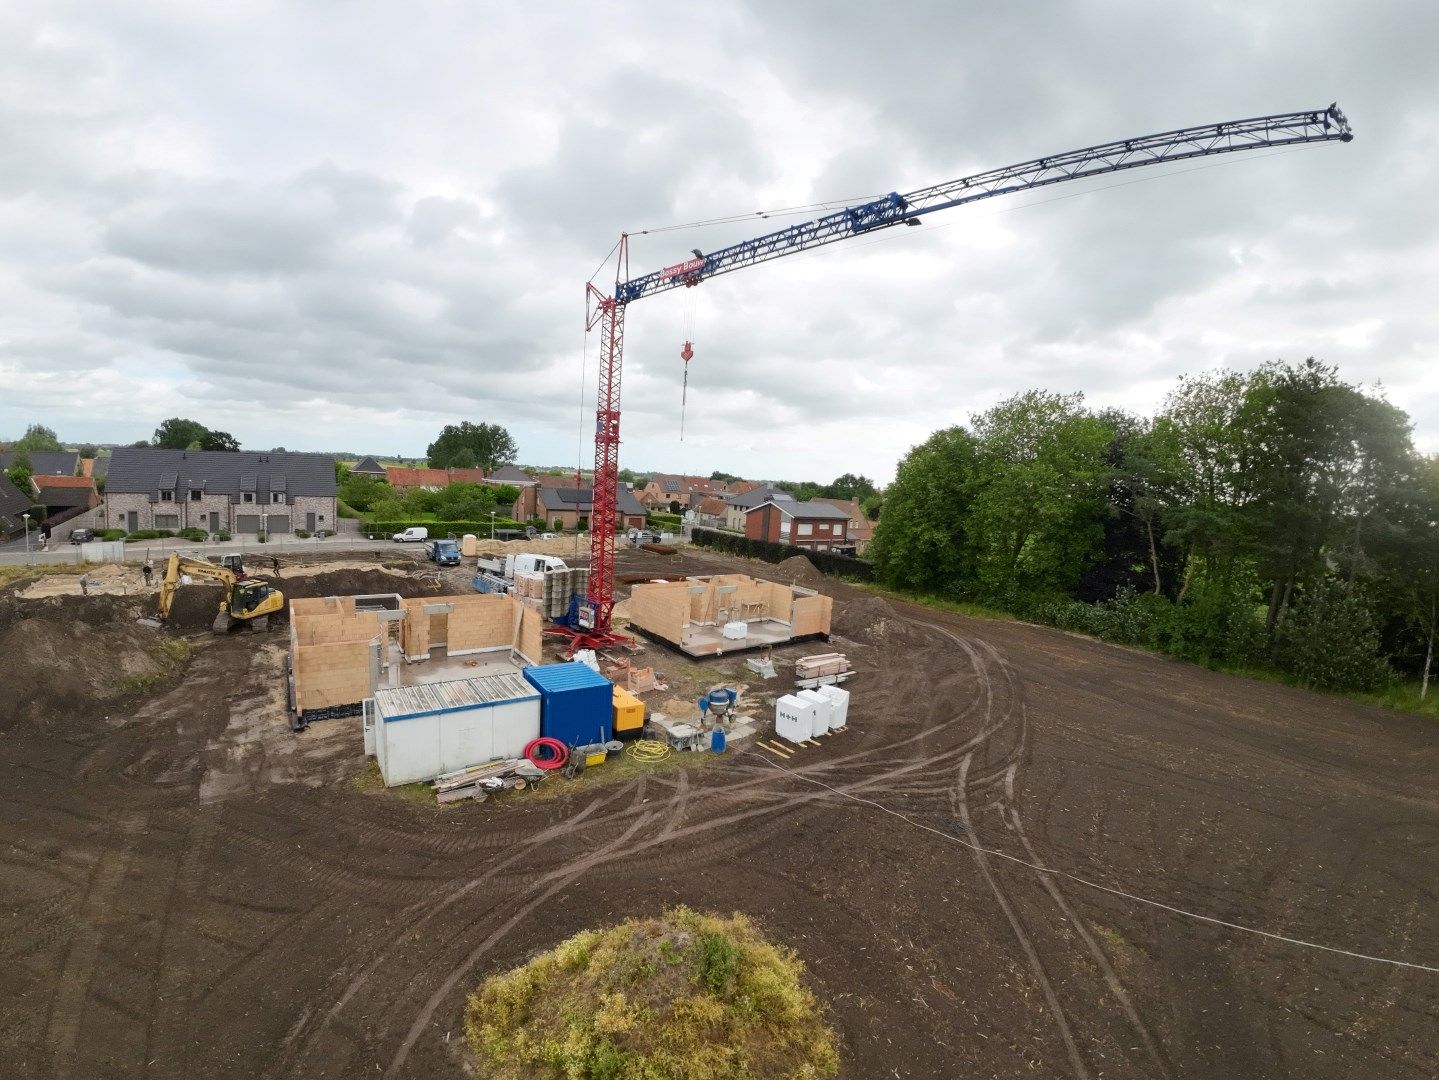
[[563, 105, 1353, 651]]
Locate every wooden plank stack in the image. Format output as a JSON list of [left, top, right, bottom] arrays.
[[432, 758, 546, 803]]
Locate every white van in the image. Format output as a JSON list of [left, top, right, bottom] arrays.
[[392, 526, 429, 543]]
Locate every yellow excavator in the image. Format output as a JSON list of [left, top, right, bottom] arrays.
[[157, 553, 285, 632]]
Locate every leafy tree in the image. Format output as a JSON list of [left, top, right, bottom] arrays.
[[1276, 579, 1391, 691], [709, 470, 743, 484], [15, 424, 61, 452], [339, 473, 392, 513], [822, 473, 878, 501], [449, 447, 479, 470], [199, 428, 240, 452], [966, 390, 1114, 597], [77, 443, 99, 459], [870, 427, 981, 594], [153, 418, 211, 449], [426, 422, 517, 472], [618, 468, 647, 487]]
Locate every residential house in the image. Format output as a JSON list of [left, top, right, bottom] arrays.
[[538, 486, 647, 531], [692, 496, 728, 528], [350, 455, 388, 480], [723, 485, 793, 531], [814, 497, 873, 554], [105, 449, 337, 536], [33, 475, 101, 518], [385, 466, 451, 492], [484, 465, 540, 521], [640, 473, 730, 511], [744, 499, 852, 552], [0, 450, 78, 477], [0, 474, 34, 539]]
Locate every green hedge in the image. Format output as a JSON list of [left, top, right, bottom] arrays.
[[125, 529, 176, 540], [362, 518, 523, 539], [689, 526, 874, 581], [178, 527, 209, 541], [99, 529, 127, 541], [647, 512, 682, 529]]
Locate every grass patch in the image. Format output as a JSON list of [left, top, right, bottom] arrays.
[[465, 906, 839, 1079], [0, 563, 91, 588], [524, 743, 716, 803], [349, 759, 438, 806]]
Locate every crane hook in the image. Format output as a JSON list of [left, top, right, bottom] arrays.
[[680, 340, 694, 362]]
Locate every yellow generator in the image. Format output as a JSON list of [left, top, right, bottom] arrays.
[[612, 685, 645, 741]]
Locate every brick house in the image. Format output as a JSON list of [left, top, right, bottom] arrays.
[[105, 449, 337, 536], [385, 466, 451, 492], [33, 475, 101, 519], [693, 495, 728, 527], [538, 486, 647, 531], [723, 485, 793, 531], [484, 465, 540, 521], [744, 499, 851, 551], [813, 497, 873, 554], [641, 474, 729, 511]]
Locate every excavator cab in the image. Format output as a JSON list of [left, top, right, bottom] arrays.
[[217, 579, 284, 632]]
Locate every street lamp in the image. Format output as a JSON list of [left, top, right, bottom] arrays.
[[21, 512, 31, 560], [490, 510, 496, 540]]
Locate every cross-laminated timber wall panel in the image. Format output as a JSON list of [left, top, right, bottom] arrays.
[[791, 593, 833, 637], [627, 581, 691, 643]]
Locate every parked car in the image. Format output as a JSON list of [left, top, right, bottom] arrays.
[[69, 528, 94, 545], [631, 530, 660, 546], [541, 532, 557, 540], [392, 526, 429, 543]]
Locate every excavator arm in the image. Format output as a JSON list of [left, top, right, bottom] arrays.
[[159, 553, 284, 631]]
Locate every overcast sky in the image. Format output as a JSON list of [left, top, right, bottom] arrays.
[[2, 1, 1435, 482]]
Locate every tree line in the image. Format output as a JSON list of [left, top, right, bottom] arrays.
[[870, 359, 1439, 697]]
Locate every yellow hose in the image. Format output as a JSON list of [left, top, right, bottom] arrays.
[[627, 740, 672, 761]]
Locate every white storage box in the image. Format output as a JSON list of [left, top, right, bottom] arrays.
[[775, 694, 818, 744], [814, 684, 849, 729], [797, 689, 834, 734], [722, 620, 747, 640]]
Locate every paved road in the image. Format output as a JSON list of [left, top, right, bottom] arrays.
[[0, 536, 409, 567]]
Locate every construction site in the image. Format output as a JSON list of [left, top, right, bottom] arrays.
[[3, 86, 1437, 1079], [0, 538, 1436, 1079]]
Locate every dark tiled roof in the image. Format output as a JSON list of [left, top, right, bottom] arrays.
[[34, 476, 97, 508], [487, 465, 535, 485], [538, 486, 645, 515], [106, 449, 337, 500], [725, 484, 793, 508], [0, 451, 77, 476], [745, 499, 850, 520], [352, 456, 386, 474], [0, 473, 32, 529]]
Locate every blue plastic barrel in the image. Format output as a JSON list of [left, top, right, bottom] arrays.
[[710, 727, 727, 753]]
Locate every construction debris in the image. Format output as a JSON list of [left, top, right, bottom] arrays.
[[432, 758, 546, 803]]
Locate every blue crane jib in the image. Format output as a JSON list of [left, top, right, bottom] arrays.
[[617, 105, 1351, 304]]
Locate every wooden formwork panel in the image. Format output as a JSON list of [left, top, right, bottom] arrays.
[[628, 581, 691, 642], [517, 604, 542, 664], [791, 593, 832, 637]]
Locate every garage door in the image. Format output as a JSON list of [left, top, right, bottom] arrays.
[[235, 514, 261, 534], [266, 514, 291, 534]]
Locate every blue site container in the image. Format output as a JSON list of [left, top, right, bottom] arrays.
[[523, 662, 614, 747]]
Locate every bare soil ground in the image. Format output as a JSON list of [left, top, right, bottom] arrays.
[[2, 547, 1436, 1078]]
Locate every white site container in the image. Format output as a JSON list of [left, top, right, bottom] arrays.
[[814, 684, 850, 729], [371, 672, 540, 786], [797, 689, 834, 734], [775, 694, 818, 745], [722, 620, 747, 640]]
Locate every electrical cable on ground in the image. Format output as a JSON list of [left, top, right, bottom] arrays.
[[747, 751, 1439, 975], [627, 740, 672, 761]]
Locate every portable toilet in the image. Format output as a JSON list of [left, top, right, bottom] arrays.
[[775, 694, 818, 745], [797, 688, 834, 734], [523, 662, 614, 747], [461, 533, 479, 557], [612, 685, 645, 740], [814, 684, 850, 729]]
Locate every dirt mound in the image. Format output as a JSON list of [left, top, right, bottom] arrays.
[[772, 554, 825, 587], [166, 584, 226, 630], [831, 593, 932, 648], [278, 568, 442, 600], [0, 593, 183, 728]]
